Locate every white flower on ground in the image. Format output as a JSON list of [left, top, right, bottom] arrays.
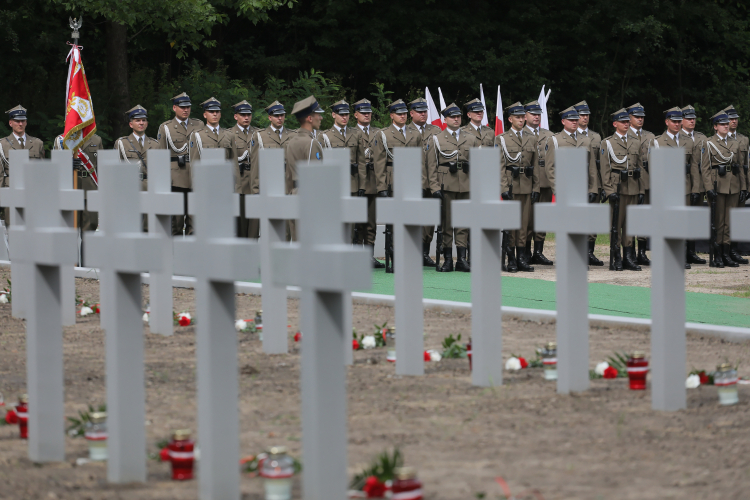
[[142, 313, 149, 323], [80, 306, 93, 317], [235, 319, 247, 332], [428, 349, 442, 362], [362, 335, 376, 349], [686, 374, 701, 389], [179, 312, 191, 320], [505, 357, 522, 371], [0, 293, 8, 304], [595, 361, 610, 376]]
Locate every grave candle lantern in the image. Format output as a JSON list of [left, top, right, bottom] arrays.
[[386, 327, 396, 363], [85, 411, 108, 461], [392, 467, 423, 500], [714, 363, 739, 406], [261, 446, 294, 500], [255, 310, 263, 330], [626, 352, 649, 390], [466, 338, 473, 371], [16, 394, 28, 439], [168, 429, 195, 480], [542, 342, 557, 380]]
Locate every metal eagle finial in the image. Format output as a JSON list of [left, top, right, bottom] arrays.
[[69, 16, 83, 40]]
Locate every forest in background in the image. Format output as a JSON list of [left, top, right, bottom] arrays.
[[1, 0, 749, 150]]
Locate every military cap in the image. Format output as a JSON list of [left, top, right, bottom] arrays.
[[5, 105, 27, 120], [711, 110, 730, 124], [389, 99, 408, 114], [291, 95, 320, 119], [331, 99, 350, 114], [724, 104, 740, 119], [201, 97, 221, 111], [610, 108, 630, 122], [441, 103, 462, 117], [681, 105, 697, 119], [265, 101, 286, 115], [233, 100, 253, 114], [505, 102, 526, 116], [314, 105, 324, 114], [409, 98, 429, 112], [574, 100, 590, 115], [559, 106, 580, 120], [465, 98, 485, 113], [172, 92, 192, 107], [663, 107, 683, 121], [353, 98, 373, 113], [126, 104, 148, 120], [524, 101, 543, 115], [626, 103, 645, 117]]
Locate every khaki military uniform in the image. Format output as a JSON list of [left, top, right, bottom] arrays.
[[231, 124, 259, 238], [528, 126, 554, 243], [579, 128, 603, 243], [730, 131, 749, 195], [496, 129, 539, 247], [52, 134, 100, 231], [250, 125, 296, 192], [685, 130, 708, 196], [634, 128, 655, 250], [462, 123, 495, 148], [285, 129, 324, 241], [189, 125, 240, 187], [321, 125, 362, 241], [355, 124, 380, 245], [115, 133, 160, 231], [372, 124, 424, 193], [2, 133, 45, 226], [408, 122, 442, 246], [701, 134, 746, 245], [649, 132, 692, 201]]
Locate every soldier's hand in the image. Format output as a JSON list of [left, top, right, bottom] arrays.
[[588, 192, 597, 203], [432, 190, 443, 200], [531, 192, 540, 204], [501, 191, 512, 201], [690, 193, 700, 205], [72, 158, 83, 170], [608, 193, 619, 203], [741, 190, 749, 204], [357, 189, 365, 197], [637, 193, 645, 205], [377, 190, 389, 198], [706, 189, 717, 201]]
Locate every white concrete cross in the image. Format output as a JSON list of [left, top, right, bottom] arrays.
[[272, 159, 370, 500], [8, 155, 77, 462], [731, 206, 750, 241], [245, 148, 298, 354], [141, 149, 184, 335], [452, 148, 521, 387], [628, 148, 709, 411], [0, 150, 29, 319], [174, 149, 259, 500], [377, 148, 440, 375], [535, 148, 610, 394], [85, 151, 165, 483]]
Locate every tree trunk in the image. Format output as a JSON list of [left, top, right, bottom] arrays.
[[106, 21, 130, 140]]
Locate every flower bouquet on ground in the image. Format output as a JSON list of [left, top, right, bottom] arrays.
[[235, 319, 258, 334], [589, 352, 630, 380], [0, 279, 11, 303], [440, 333, 467, 359], [66, 403, 107, 437], [349, 448, 403, 498], [77, 296, 100, 316], [354, 322, 390, 351], [174, 311, 193, 326]]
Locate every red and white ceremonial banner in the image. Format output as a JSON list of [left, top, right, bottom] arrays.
[[425, 87, 443, 129], [479, 84, 489, 127], [62, 44, 98, 185], [495, 85, 504, 135]]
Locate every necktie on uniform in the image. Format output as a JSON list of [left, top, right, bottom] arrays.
[[19, 138, 24, 148], [452, 131, 457, 140], [183, 121, 188, 132], [534, 129, 538, 137], [401, 128, 406, 139], [278, 129, 282, 140], [516, 131, 521, 140], [365, 127, 369, 136], [139, 137, 143, 148], [571, 132, 576, 141], [342, 128, 346, 139]]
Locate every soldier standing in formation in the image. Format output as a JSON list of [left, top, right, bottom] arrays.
[[575, 101, 605, 266], [681, 104, 708, 266], [353, 99, 383, 268], [188, 97, 239, 195], [462, 99, 495, 147], [157, 92, 203, 235], [523, 100, 554, 266], [628, 103, 655, 266], [725, 105, 749, 260], [496, 102, 539, 273], [232, 100, 260, 239], [2, 106, 45, 226]]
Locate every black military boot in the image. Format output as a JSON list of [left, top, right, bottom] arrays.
[[623, 245, 642, 271], [370, 244, 385, 269], [685, 261, 691, 269], [722, 244, 740, 267], [710, 244, 725, 268], [636, 240, 651, 266], [686, 241, 706, 264], [439, 248, 454, 272], [610, 246, 623, 271], [456, 247, 471, 272], [516, 246, 535, 272], [507, 247, 518, 273], [730, 242, 748, 264], [588, 240, 604, 266], [531, 241, 554, 265], [422, 241, 436, 267]]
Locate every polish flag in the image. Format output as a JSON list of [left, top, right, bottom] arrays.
[[479, 84, 489, 126], [437, 88, 448, 130], [538, 85, 551, 130], [495, 85, 504, 136], [425, 87, 444, 129]]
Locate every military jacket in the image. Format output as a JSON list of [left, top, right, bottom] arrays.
[[462, 123, 495, 148], [231, 124, 258, 195], [372, 124, 423, 193], [526, 126, 554, 189], [425, 128, 478, 193], [250, 125, 296, 192], [600, 133, 645, 196], [1, 134, 45, 181], [649, 132, 692, 195], [407, 122, 442, 191], [700, 134, 745, 195], [320, 126, 360, 193], [285, 129, 324, 194], [544, 131, 598, 195], [633, 128, 655, 190], [115, 133, 160, 192], [355, 125, 380, 194], [580, 129, 603, 192], [730, 132, 749, 191], [685, 130, 708, 194], [157, 117, 204, 190], [189, 126, 240, 191], [496, 129, 539, 195]]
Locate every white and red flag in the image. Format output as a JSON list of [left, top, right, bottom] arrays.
[[538, 85, 551, 130], [494, 85, 504, 135], [62, 44, 98, 184], [479, 84, 489, 126], [425, 87, 443, 129], [437, 87, 448, 130]]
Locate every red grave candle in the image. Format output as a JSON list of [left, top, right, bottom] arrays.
[[16, 394, 28, 439], [626, 352, 649, 390], [168, 429, 195, 480], [466, 340, 473, 371], [392, 467, 423, 500]]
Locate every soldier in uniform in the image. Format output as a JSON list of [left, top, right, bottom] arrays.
[[495, 102, 540, 273], [250, 101, 295, 190], [575, 100, 605, 265], [601, 108, 645, 271], [523, 100, 554, 265], [285, 96, 324, 241], [406, 97, 442, 266], [426, 103, 478, 272], [2, 106, 45, 226], [725, 104, 749, 260], [189, 97, 239, 188], [681, 104, 708, 265], [628, 103, 655, 266], [231, 100, 259, 238], [353, 99, 384, 268], [462, 98, 495, 147], [701, 110, 747, 267], [157, 92, 203, 235]]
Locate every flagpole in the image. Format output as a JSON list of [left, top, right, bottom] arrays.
[[69, 17, 81, 234]]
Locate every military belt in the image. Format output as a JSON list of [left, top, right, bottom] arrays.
[[239, 162, 251, 173], [78, 170, 89, 178], [386, 161, 394, 167]]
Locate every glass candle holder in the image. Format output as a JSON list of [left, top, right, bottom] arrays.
[[261, 446, 294, 500], [85, 411, 108, 461], [255, 310, 263, 329], [466, 339, 473, 371], [386, 327, 396, 362], [392, 467, 423, 500], [714, 363, 739, 406], [168, 429, 195, 480], [16, 394, 28, 439], [541, 342, 557, 380], [626, 352, 649, 390]]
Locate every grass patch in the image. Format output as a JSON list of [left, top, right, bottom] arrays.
[[731, 286, 750, 298]]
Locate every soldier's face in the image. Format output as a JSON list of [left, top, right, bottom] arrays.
[[173, 105, 191, 120], [714, 123, 729, 136], [525, 112, 541, 127], [410, 109, 428, 126], [204, 110, 221, 126], [269, 114, 285, 128], [311, 112, 323, 130], [561, 118, 578, 133], [9, 119, 26, 135], [355, 111, 371, 126], [333, 112, 349, 128], [508, 114, 525, 130], [391, 112, 408, 127], [682, 117, 695, 131], [613, 120, 630, 135], [129, 118, 148, 134], [629, 115, 644, 129], [467, 110, 484, 125], [578, 114, 590, 128], [729, 117, 738, 132], [235, 113, 252, 127], [445, 115, 461, 130], [665, 119, 682, 135]]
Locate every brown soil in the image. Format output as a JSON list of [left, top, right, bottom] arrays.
[[1, 269, 750, 500]]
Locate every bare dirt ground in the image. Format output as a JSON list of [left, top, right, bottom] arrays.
[[1, 270, 750, 500]]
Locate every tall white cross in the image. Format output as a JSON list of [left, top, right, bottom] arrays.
[[245, 149, 298, 354], [86, 151, 165, 483], [628, 148, 709, 411], [731, 206, 750, 241], [272, 159, 370, 500], [1, 150, 29, 319], [9, 155, 78, 462], [141, 150, 184, 335], [174, 149, 259, 500], [535, 148, 610, 394], [452, 148, 521, 387], [377, 148, 440, 375]]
